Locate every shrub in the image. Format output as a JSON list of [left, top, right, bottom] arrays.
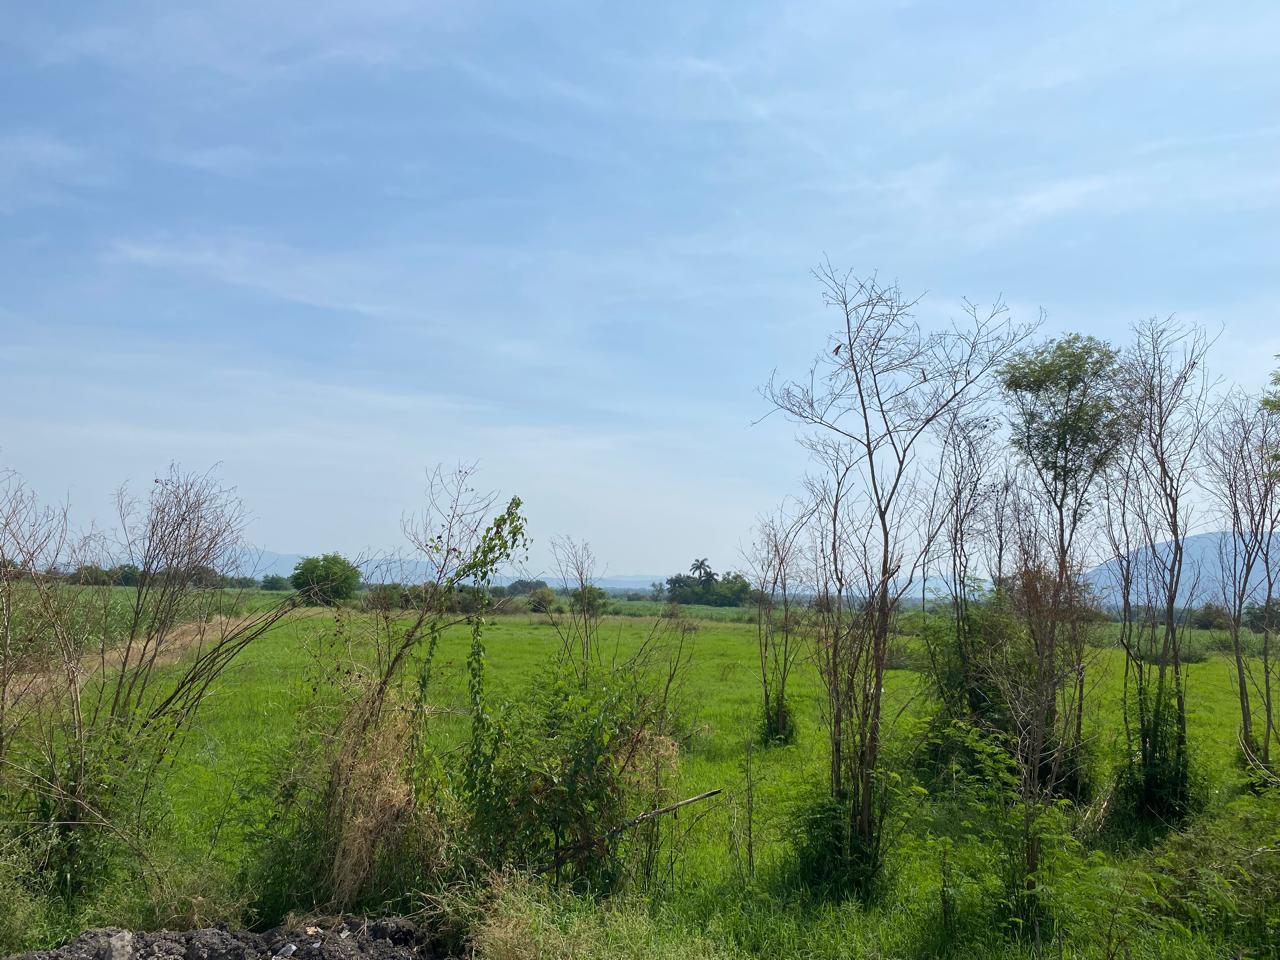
[[1108, 699, 1204, 839], [290, 553, 361, 605], [365, 582, 410, 612], [506, 579, 551, 597], [1190, 602, 1232, 631], [1146, 793, 1280, 952], [462, 654, 683, 891], [528, 586, 558, 613]]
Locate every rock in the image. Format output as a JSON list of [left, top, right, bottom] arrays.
[[6, 921, 436, 960], [184, 930, 255, 960], [367, 921, 417, 948]]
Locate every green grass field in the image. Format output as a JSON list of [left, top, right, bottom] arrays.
[[120, 607, 1275, 960]]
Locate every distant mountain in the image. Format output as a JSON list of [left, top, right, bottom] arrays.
[[237, 548, 663, 592], [1086, 530, 1278, 608], [236, 549, 305, 579]]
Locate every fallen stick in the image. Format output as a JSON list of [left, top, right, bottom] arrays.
[[537, 787, 723, 875]]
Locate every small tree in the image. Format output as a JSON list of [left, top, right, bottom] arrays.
[[749, 503, 812, 743], [528, 585, 558, 613], [766, 265, 1029, 896], [1104, 317, 1212, 830], [291, 553, 361, 605], [998, 334, 1123, 759], [261, 573, 291, 591], [1205, 387, 1280, 767]]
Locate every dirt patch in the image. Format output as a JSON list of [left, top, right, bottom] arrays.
[[7, 920, 439, 960]]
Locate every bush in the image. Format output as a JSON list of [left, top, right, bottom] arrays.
[[528, 586, 558, 613], [1108, 700, 1204, 839], [261, 573, 291, 590], [290, 553, 361, 605], [1190, 602, 1232, 631], [462, 657, 682, 891], [506, 579, 550, 597], [364, 582, 410, 611]]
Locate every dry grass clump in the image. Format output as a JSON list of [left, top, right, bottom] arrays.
[[323, 704, 420, 909], [471, 880, 741, 960]]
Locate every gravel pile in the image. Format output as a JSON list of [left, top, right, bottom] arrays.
[[8, 919, 438, 960]]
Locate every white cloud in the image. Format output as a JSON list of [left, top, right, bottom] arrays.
[[0, 133, 102, 211]]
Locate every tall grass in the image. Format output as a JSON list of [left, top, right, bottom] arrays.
[[2, 607, 1278, 957]]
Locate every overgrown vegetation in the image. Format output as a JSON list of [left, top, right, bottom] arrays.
[[3, 312, 1280, 960]]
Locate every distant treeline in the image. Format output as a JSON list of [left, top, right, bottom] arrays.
[[4, 561, 292, 591]]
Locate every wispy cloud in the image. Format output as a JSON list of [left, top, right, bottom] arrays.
[[0, 132, 103, 211]]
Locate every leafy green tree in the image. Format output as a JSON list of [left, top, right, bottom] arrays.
[[1191, 602, 1232, 631], [261, 574, 291, 591], [108, 563, 141, 587], [570, 584, 608, 615], [1264, 357, 1280, 414], [1245, 599, 1280, 634], [290, 553, 361, 606], [715, 571, 753, 606], [187, 564, 225, 588], [527, 585, 558, 613], [1000, 334, 1125, 524], [998, 334, 1124, 753], [666, 566, 753, 606], [689, 558, 714, 583], [71, 564, 113, 586], [506, 578, 550, 596]]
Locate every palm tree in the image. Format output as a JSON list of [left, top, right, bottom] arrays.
[[690, 558, 714, 583]]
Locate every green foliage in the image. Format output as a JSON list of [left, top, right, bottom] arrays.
[[290, 552, 361, 605], [1146, 792, 1280, 953], [569, 584, 608, 616], [528, 585, 558, 613], [70, 563, 114, 586], [260, 573, 291, 590], [1245, 598, 1280, 634], [664, 568, 753, 607], [506, 578, 551, 596], [758, 694, 794, 745], [7, 576, 1280, 958], [1190, 602, 1231, 631], [0, 846, 56, 955], [999, 333, 1125, 506], [1264, 357, 1280, 414], [364, 581, 410, 611], [920, 589, 1016, 731], [1110, 693, 1204, 840], [459, 656, 675, 890]]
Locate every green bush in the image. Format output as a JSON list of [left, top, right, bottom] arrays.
[[462, 657, 681, 891], [290, 553, 361, 605]]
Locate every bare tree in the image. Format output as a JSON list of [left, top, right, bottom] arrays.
[[928, 409, 1001, 721], [765, 265, 1030, 892], [1204, 390, 1280, 766], [748, 501, 814, 743], [547, 536, 603, 675], [1105, 317, 1213, 826]]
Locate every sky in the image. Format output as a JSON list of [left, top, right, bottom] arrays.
[[2, 1, 1279, 578]]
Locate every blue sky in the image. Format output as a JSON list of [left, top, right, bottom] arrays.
[[2, 1, 1278, 576]]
